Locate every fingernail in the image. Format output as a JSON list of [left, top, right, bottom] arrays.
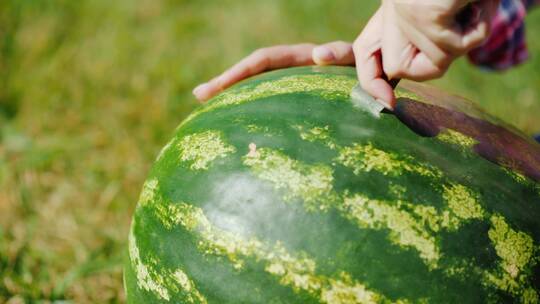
[[313, 46, 335, 64], [376, 98, 393, 110], [193, 83, 209, 98]]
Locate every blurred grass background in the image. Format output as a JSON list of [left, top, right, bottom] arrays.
[[0, 0, 539, 302]]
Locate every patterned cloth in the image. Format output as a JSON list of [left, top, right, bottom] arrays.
[[468, 0, 539, 70]]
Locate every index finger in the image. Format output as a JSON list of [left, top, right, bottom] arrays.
[[353, 8, 396, 109], [194, 44, 316, 102]]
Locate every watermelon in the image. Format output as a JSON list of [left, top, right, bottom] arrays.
[[124, 66, 540, 303]]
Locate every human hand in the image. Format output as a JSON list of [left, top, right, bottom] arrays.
[[354, 0, 500, 109], [193, 0, 499, 107]]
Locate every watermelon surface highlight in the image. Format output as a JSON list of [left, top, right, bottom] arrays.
[[125, 66, 540, 303]]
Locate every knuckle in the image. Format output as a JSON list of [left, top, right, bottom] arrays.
[[352, 40, 365, 56], [209, 77, 225, 91], [430, 53, 453, 71], [252, 56, 270, 72], [431, 35, 463, 56], [382, 59, 403, 78]]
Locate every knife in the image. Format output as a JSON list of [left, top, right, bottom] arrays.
[[350, 76, 401, 118]]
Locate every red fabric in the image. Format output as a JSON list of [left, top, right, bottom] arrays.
[[467, 0, 537, 70]]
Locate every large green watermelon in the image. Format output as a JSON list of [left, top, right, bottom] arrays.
[[124, 66, 540, 303]]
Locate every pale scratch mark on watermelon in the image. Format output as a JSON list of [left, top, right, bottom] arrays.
[[336, 142, 442, 178], [177, 130, 236, 170], [437, 129, 477, 155], [293, 124, 338, 150], [138, 179, 159, 206], [163, 202, 405, 304], [442, 184, 484, 223], [342, 194, 440, 268], [243, 147, 339, 211], [483, 214, 539, 303], [483, 215, 538, 303], [179, 74, 357, 128], [247, 142, 258, 158], [128, 223, 208, 303]]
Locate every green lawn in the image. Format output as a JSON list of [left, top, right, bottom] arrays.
[[1, 1, 539, 302]]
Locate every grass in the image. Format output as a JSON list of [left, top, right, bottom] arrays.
[[0, 1, 539, 302]]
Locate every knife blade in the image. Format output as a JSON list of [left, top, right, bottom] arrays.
[[350, 77, 400, 118]]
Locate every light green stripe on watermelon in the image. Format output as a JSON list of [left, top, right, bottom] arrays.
[[293, 124, 337, 150], [128, 224, 208, 303], [442, 184, 484, 221], [414, 183, 483, 232], [243, 147, 339, 212], [177, 130, 236, 170], [504, 168, 529, 185], [342, 184, 484, 268], [484, 215, 538, 303], [501, 166, 540, 196], [207, 74, 356, 111], [290, 124, 444, 180], [342, 194, 440, 267], [290, 124, 442, 179], [346, 184, 481, 232], [245, 124, 274, 135], [139, 179, 159, 207], [178, 74, 357, 130], [154, 201, 408, 304], [394, 89, 422, 102], [336, 142, 442, 178], [488, 215, 534, 278], [437, 129, 477, 154]]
